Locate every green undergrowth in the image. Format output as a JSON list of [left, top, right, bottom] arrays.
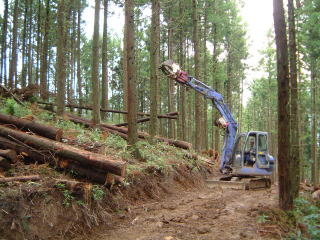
[[0, 97, 32, 117], [288, 198, 320, 240], [258, 197, 320, 240]]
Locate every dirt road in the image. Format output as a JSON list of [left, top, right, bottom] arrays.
[[89, 185, 278, 240]]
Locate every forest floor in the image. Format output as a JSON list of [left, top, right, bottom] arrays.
[[85, 179, 279, 240], [0, 98, 316, 240]]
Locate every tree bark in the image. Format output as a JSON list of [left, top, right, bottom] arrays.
[[192, 0, 202, 152], [56, 0, 67, 116], [20, 2, 28, 88], [167, 7, 174, 139], [125, 0, 138, 145], [311, 58, 318, 186], [273, 0, 292, 210], [0, 0, 9, 85], [40, 0, 50, 100], [288, 0, 300, 196], [77, 2, 83, 115], [8, 0, 19, 89], [149, 0, 160, 138], [27, 0, 33, 85], [101, 0, 109, 120], [91, 0, 101, 124]]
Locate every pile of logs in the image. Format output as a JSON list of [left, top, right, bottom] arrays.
[[0, 112, 126, 185]]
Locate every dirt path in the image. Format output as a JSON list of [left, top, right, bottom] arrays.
[[89, 184, 278, 240]]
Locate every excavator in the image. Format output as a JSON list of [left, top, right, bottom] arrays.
[[160, 60, 275, 190]]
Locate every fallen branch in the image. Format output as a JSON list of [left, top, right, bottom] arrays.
[[65, 113, 192, 150], [114, 115, 177, 127], [0, 175, 40, 183], [37, 101, 178, 118], [0, 84, 26, 106]]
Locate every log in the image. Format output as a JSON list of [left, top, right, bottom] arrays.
[[58, 159, 124, 185], [0, 149, 18, 163], [0, 125, 126, 176], [114, 115, 177, 127], [0, 156, 11, 170], [0, 136, 49, 163], [0, 113, 63, 141], [100, 123, 192, 149], [37, 101, 178, 118], [0, 175, 40, 183], [66, 113, 192, 150]]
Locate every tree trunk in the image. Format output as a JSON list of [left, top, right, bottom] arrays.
[[27, 0, 33, 85], [149, 0, 160, 138], [91, 0, 101, 124], [8, 0, 19, 89], [0, 0, 9, 85], [56, 0, 67, 116], [101, 0, 109, 120], [273, 0, 293, 210], [192, 0, 202, 152], [167, 7, 174, 139], [40, 0, 50, 100], [35, 0, 42, 87], [288, 0, 300, 196], [77, 2, 83, 115], [311, 58, 318, 186], [202, 4, 208, 150], [20, 2, 28, 88], [125, 0, 138, 146]]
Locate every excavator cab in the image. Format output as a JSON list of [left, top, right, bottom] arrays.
[[230, 131, 274, 176]]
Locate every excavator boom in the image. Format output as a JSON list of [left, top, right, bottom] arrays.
[[160, 60, 237, 173]]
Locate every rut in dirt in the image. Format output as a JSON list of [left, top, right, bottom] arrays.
[[88, 185, 278, 240]]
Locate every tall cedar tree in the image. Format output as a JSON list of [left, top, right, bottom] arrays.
[[56, 0, 67, 116], [288, 0, 300, 198], [149, 0, 160, 138], [8, 0, 19, 89], [202, 3, 208, 150], [311, 58, 318, 185], [20, 1, 28, 87], [193, 0, 202, 152], [273, 0, 293, 210], [40, 0, 50, 100], [167, 7, 174, 139], [125, 0, 138, 145], [91, 0, 101, 124], [0, 0, 8, 85], [101, 0, 109, 120], [178, 0, 186, 141], [77, 1, 83, 115]]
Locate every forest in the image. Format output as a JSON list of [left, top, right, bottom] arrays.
[[0, 0, 319, 239]]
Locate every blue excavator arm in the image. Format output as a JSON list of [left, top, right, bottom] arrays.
[[160, 60, 237, 173]]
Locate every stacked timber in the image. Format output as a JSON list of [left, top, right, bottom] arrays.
[[0, 113, 126, 185]]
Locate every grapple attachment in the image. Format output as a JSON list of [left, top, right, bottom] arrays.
[[159, 60, 189, 84]]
